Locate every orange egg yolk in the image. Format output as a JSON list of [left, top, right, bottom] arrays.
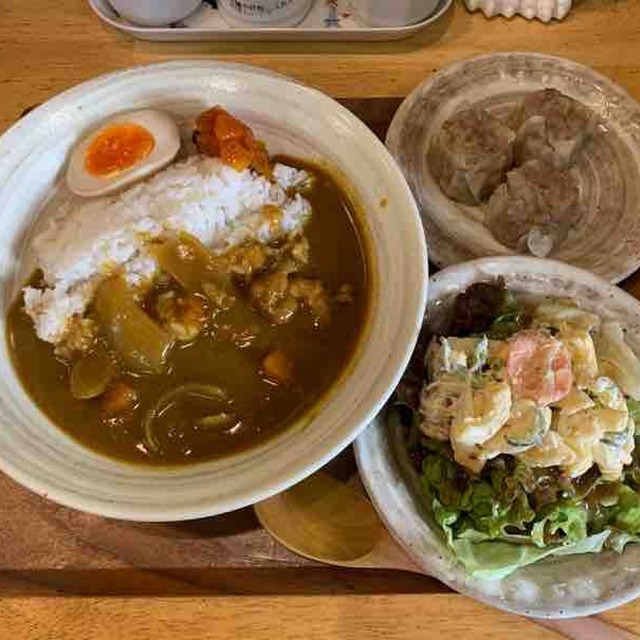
[[84, 123, 155, 177]]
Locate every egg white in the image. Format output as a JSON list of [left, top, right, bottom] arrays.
[[66, 109, 181, 197]]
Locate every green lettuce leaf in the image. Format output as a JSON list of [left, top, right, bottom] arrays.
[[613, 485, 640, 533], [422, 448, 536, 542], [421, 447, 466, 509], [451, 531, 610, 582], [486, 292, 526, 340], [456, 526, 492, 543], [607, 529, 640, 553], [418, 437, 640, 580], [530, 503, 588, 548], [432, 499, 460, 547]]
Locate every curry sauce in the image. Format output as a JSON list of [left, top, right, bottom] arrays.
[[7, 158, 370, 466]]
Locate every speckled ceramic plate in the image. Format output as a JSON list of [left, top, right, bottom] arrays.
[[356, 256, 640, 619], [386, 52, 640, 283]]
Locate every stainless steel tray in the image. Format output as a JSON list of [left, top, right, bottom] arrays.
[[89, 0, 453, 42]]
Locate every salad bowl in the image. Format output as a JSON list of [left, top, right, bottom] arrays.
[[356, 256, 640, 618]]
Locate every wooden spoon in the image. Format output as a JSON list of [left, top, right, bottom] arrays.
[[254, 472, 637, 640], [255, 471, 417, 571]]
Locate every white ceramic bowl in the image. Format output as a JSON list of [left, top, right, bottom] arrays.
[[356, 256, 640, 618], [0, 61, 428, 521]]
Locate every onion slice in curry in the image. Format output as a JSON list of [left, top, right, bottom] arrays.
[[142, 383, 232, 455]]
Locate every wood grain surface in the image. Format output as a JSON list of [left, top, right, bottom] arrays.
[[3, 1, 640, 637], [2, 595, 640, 640], [0, 595, 564, 639], [2, 0, 640, 134]]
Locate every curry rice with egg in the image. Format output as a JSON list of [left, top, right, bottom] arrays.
[[7, 107, 371, 466]]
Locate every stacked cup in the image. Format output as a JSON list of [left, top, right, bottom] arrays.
[[217, 0, 314, 27], [351, 0, 441, 26], [108, 0, 442, 29]]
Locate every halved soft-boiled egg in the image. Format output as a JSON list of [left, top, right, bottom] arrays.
[[66, 109, 181, 197]]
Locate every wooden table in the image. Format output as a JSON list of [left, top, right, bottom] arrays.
[[2, 1, 640, 638]]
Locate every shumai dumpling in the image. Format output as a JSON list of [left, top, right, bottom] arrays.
[[428, 107, 516, 205], [508, 88, 597, 169], [486, 159, 580, 254]]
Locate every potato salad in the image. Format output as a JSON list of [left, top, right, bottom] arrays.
[[393, 279, 640, 580]]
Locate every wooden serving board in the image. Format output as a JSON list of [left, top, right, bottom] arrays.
[[3, 97, 640, 599]]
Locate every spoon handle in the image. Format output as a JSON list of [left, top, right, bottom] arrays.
[[537, 616, 638, 640]]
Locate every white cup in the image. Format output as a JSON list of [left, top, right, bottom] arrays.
[[217, 0, 313, 27], [352, 0, 440, 26], [109, 0, 202, 26]]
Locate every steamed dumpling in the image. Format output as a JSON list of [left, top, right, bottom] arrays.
[[486, 159, 580, 253], [428, 107, 516, 205], [508, 88, 597, 169]]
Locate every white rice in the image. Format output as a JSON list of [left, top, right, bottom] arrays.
[[24, 156, 311, 344]]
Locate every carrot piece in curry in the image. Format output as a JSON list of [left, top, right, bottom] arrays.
[[262, 349, 294, 386], [102, 381, 138, 417]]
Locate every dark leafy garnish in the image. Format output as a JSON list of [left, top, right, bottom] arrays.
[[389, 401, 419, 430], [486, 291, 526, 340], [449, 278, 509, 336], [448, 278, 526, 339]]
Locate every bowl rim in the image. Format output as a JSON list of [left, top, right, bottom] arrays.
[[0, 60, 429, 521], [356, 255, 640, 618]]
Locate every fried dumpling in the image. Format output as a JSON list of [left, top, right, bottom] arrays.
[[508, 88, 597, 169], [486, 159, 580, 254], [428, 107, 516, 205]]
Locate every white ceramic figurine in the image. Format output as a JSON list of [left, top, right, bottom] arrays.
[[465, 0, 573, 22]]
